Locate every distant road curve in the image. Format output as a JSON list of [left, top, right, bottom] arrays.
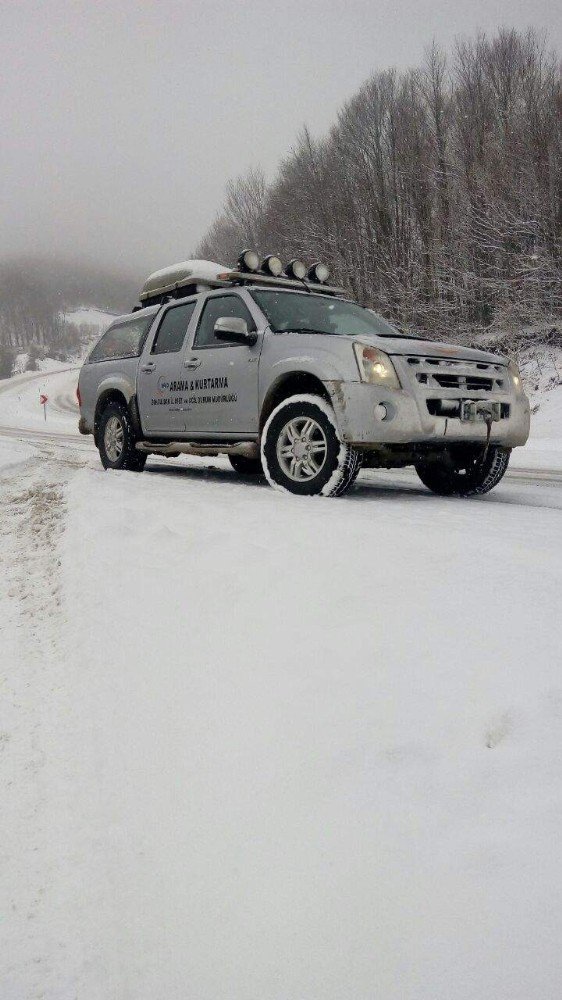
[[0, 366, 84, 447], [0, 367, 560, 484]]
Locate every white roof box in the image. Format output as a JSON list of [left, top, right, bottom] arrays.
[[140, 259, 227, 302]]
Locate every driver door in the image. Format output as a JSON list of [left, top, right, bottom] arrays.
[[137, 299, 197, 434], [183, 293, 261, 436]]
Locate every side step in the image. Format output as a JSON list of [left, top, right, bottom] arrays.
[[135, 440, 259, 459]]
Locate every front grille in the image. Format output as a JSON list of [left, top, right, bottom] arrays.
[[407, 355, 506, 394], [425, 373, 494, 391]]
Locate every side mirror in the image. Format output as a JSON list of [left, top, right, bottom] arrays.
[[214, 316, 258, 346]]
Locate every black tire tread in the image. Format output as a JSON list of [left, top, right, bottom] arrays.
[[98, 401, 146, 472], [415, 446, 510, 497]]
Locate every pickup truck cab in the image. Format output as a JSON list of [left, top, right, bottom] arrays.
[[78, 255, 530, 497]]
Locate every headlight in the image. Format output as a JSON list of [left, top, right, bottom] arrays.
[[508, 359, 523, 391], [353, 343, 400, 388]]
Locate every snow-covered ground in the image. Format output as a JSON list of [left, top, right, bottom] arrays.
[[510, 386, 562, 471], [1, 366, 561, 999]]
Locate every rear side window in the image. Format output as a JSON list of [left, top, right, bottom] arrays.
[[88, 313, 155, 363], [194, 295, 256, 348], [151, 301, 196, 355]]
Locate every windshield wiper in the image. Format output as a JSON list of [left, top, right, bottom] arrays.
[[282, 327, 333, 336]]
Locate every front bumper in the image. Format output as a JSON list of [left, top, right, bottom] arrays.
[[325, 376, 530, 450], [78, 416, 93, 435]]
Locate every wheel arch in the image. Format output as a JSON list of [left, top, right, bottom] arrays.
[[259, 371, 331, 433], [94, 386, 142, 445]]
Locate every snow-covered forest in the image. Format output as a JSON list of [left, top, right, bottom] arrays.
[[197, 29, 561, 342]]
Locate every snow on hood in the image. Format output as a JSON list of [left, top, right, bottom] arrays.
[[357, 334, 508, 366]]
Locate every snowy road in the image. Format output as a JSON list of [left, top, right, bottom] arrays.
[[1, 367, 562, 999]]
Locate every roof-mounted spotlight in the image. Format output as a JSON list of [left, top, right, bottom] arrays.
[[261, 254, 283, 277], [307, 262, 330, 284], [237, 249, 260, 272], [285, 258, 307, 281]]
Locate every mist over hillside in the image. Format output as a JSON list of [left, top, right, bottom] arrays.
[[0, 256, 138, 374]]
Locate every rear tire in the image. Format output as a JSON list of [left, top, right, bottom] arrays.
[[98, 400, 147, 472], [229, 453, 263, 476], [261, 394, 362, 497], [415, 445, 510, 497]]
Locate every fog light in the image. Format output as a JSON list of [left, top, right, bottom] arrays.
[[238, 249, 260, 272], [374, 403, 388, 421], [285, 258, 307, 280], [261, 254, 283, 276], [307, 261, 330, 283]]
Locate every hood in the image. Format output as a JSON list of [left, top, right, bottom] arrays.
[[356, 334, 507, 366]]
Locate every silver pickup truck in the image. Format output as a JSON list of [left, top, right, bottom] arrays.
[[78, 254, 530, 497]]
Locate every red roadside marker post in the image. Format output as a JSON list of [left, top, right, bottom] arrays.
[[39, 392, 48, 421]]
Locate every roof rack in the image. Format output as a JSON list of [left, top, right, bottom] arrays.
[[138, 257, 347, 307], [217, 270, 346, 296]]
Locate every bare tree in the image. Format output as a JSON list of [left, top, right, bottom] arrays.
[[196, 28, 561, 342]]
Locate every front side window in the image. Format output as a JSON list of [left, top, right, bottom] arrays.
[[251, 290, 402, 338], [194, 295, 256, 348], [88, 311, 157, 363], [152, 301, 196, 355]]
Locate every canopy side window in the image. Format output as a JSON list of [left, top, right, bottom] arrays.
[[88, 313, 156, 363]]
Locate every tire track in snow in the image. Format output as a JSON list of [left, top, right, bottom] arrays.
[[0, 447, 89, 996], [2, 478, 65, 644]]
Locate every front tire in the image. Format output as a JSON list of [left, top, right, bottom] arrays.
[[415, 445, 510, 497], [98, 401, 147, 472], [261, 394, 362, 497]]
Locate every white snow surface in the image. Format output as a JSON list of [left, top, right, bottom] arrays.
[[0, 436, 36, 472], [1, 365, 561, 999]]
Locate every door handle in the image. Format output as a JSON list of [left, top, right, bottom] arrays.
[[184, 358, 201, 369], [140, 362, 155, 373]]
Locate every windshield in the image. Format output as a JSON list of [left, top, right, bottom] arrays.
[[251, 289, 402, 338]]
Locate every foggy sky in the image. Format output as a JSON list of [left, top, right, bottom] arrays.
[[1, 0, 561, 277]]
